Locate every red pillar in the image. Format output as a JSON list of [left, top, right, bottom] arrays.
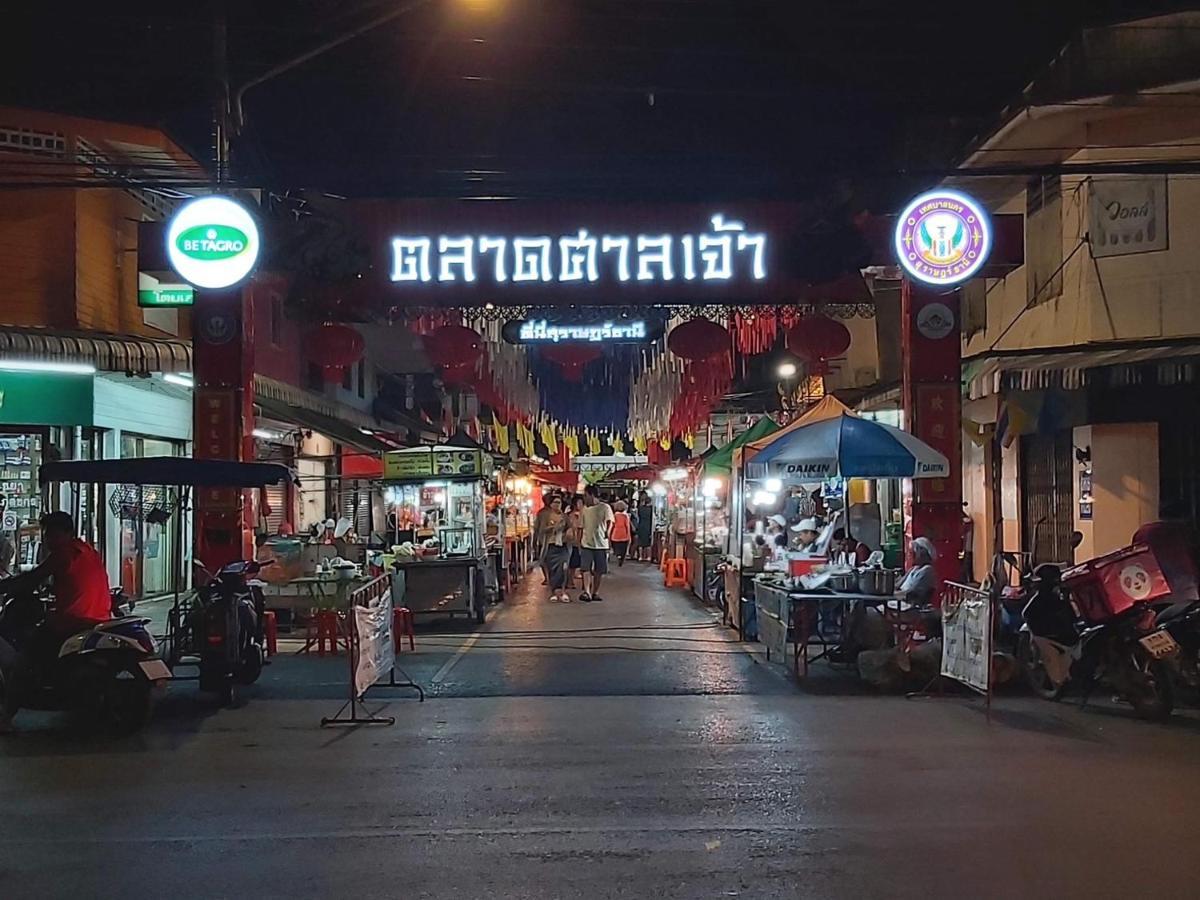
[[192, 284, 256, 570], [901, 280, 963, 588]]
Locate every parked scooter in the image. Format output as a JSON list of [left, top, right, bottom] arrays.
[[1019, 563, 1174, 720], [1149, 598, 1200, 704], [191, 559, 270, 706], [0, 588, 169, 733]]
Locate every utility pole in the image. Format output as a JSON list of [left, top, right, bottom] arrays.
[[213, 0, 230, 183]]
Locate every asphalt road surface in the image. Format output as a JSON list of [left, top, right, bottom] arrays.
[[3, 563, 1200, 899]]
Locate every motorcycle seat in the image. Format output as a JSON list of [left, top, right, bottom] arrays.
[[93, 616, 151, 631], [1156, 601, 1199, 626]]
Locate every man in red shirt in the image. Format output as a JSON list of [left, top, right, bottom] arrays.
[[1, 513, 111, 731]]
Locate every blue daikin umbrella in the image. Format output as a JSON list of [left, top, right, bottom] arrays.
[[744, 411, 949, 481]]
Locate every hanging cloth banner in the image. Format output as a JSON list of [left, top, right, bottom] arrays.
[[352, 584, 395, 698]]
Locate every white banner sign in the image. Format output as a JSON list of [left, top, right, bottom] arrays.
[[1088, 176, 1168, 258], [353, 589, 395, 698], [940, 585, 991, 694]]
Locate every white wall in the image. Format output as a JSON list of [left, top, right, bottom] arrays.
[[92, 376, 193, 592], [965, 155, 1200, 358], [1076, 422, 1159, 558], [297, 431, 335, 532], [93, 376, 192, 440]]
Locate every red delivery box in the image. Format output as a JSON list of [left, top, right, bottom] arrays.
[[1063, 543, 1170, 623]]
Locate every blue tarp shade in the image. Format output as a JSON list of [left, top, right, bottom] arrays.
[[40, 457, 296, 488]]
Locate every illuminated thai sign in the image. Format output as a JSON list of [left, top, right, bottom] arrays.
[[166, 196, 260, 290], [503, 319, 657, 344], [390, 214, 767, 286], [895, 190, 991, 285]]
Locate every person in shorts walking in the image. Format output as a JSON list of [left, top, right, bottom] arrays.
[[578, 485, 614, 602]]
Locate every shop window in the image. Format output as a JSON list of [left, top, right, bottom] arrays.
[[118, 434, 185, 599], [306, 362, 324, 392], [1026, 175, 1063, 307], [0, 429, 46, 573], [357, 360, 367, 399]]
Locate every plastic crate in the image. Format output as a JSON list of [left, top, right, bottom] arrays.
[[1062, 543, 1169, 624]]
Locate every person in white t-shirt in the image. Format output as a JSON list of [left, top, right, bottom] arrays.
[[578, 484, 614, 602]]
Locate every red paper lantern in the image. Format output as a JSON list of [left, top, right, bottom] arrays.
[[424, 325, 484, 368], [439, 362, 477, 387], [668, 319, 729, 361], [306, 323, 365, 382], [785, 315, 851, 373], [540, 344, 602, 381]]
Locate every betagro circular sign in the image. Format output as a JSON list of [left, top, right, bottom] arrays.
[[166, 196, 260, 289], [895, 189, 991, 286]]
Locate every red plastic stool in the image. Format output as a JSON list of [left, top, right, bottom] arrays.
[[312, 609, 342, 656], [664, 558, 688, 588], [262, 610, 278, 658], [393, 606, 416, 652]]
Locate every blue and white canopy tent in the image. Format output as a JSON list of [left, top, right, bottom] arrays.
[[743, 396, 948, 480]]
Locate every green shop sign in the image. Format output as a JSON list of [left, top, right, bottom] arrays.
[[0, 371, 94, 426], [138, 286, 195, 308], [175, 224, 250, 261]]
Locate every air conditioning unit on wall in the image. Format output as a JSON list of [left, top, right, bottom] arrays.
[[854, 367, 878, 387]]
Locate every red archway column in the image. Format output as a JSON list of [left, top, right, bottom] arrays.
[[901, 280, 963, 588], [192, 284, 256, 571]]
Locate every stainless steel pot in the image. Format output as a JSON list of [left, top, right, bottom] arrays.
[[857, 568, 897, 595], [829, 572, 858, 592]]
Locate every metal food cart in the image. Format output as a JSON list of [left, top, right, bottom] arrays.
[[381, 445, 491, 623]]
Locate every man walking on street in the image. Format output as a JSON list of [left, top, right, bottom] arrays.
[[579, 484, 614, 602]]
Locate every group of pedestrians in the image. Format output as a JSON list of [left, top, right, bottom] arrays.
[[533, 487, 657, 603]]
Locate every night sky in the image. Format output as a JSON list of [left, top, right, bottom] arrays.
[[2, 1, 1185, 209]]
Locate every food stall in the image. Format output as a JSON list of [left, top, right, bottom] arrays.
[[698, 416, 779, 627], [729, 397, 950, 677], [500, 471, 537, 581], [380, 445, 491, 623]]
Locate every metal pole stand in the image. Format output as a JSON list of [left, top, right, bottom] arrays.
[[320, 594, 425, 728], [321, 617, 399, 727]]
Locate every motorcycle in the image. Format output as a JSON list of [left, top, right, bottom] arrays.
[[0, 588, 169, 733], [191, 559, 270, 706], [1150, 598, 1200, 704], [1019, 563, 1174, 721]]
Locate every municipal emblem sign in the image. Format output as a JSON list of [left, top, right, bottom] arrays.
[[895, 190, 991, 285]]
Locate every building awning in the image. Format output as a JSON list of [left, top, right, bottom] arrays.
[[253, 375, 436, 444], [0, 326, 191, 374], [965, 341, 1200, 400], [255, 391, 392, 455]]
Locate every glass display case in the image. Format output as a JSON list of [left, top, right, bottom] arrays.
[[384, 478, 485, 561]]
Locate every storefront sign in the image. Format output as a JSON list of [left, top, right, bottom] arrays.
[[1088, 176, 1168, 258], [137, 286, 194, 308], [383, 451, 433, 480], [0, 371, 93, 426], [383, 448, 485, 480], [390, 214, 767, 287], [895, 190, 991, 285], [166, 196, 261, 289], [502, 318, 660, 344]]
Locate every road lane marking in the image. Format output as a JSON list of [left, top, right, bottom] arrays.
[[430, 631, 483, 684]]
